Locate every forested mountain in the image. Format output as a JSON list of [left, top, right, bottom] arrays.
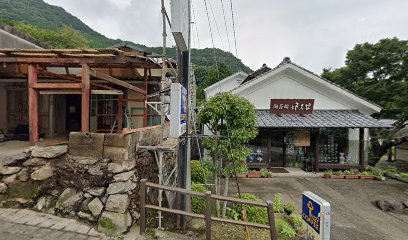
[[0, 0, 251, 75]]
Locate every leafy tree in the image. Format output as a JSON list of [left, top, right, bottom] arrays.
[[195, 62, 232, 102], [14, 23, 89, 48], [322, 38, 408, 163], [197, 93, 258, 217]]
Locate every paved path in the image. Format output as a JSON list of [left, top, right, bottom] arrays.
[[231, 177, 408, 240], [0, 208, 108, 240]]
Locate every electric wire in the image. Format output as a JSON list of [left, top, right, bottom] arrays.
[[207, 0, 225, 51], [191, 0, 201, 49], [229, 0, 238, 56], [220, 0, 232, 53], [203, 0, 220, 80]]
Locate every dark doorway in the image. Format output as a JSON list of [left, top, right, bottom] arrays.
[[269, 129, 285, 167], [66, 95, 81, 132]]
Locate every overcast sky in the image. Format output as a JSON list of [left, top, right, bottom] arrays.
[[44, 0, 408, 73]]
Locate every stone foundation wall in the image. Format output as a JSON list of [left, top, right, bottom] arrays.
[[0, 125, 174, 236]]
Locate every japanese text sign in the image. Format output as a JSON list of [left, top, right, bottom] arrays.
[[270, 99, 314, 114], [302, 191, 331, 240]]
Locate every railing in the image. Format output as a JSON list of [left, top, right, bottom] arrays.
[[139, 179, 278, 240]]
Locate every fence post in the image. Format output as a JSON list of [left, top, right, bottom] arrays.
[[205, 191, 212, 240], [266, 200, 278, 240], [140, 179, 147, 235]]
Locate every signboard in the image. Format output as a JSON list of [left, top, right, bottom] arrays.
[[270, 99, 314, 114], [302, 191, 331, 240], [170, 83, 187, 137], [171, 0, 189, 51]]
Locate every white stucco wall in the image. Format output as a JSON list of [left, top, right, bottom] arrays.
[[204, 72, 247, 98]]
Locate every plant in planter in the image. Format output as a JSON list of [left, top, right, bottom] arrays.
[[246, 170, 261, 178], [360, 171, 375, 179], [266, 171, 273, 178], [283, 203, 294, 215], [323, 169, 333, 179], [370, 167, 385, 181], [343, 170, 359, 179], [259, 168, 268, 178], [330, 170, 344, 179]]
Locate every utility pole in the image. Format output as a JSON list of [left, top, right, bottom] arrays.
[[176, 0, 191, 229]]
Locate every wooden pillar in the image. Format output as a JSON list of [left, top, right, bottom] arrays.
[[49, 95, 55, 138], [282, 131, 287, 167], [143, 68, 148, 127], [359, 128, 365, 169], [314, 129, 321, 172], [28, 65, 38, 145], [81, 64, 90, 132], [117, 95, 123, 133], [267, 129, 271, 167]]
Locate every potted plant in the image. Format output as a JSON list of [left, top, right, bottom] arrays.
[[246, 170, 261, 178], [344, 170, 359, 179], [260, 168, 268, 178], [267, 171, 273, 178], [359, 171, 375, 180], [330, 170, 345, 179], [323, 169, 333, 179]]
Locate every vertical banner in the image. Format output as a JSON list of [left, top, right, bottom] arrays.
[[302, 191, 331, 240], [170, 83, 187, 137], [171, 0, 189, 51]]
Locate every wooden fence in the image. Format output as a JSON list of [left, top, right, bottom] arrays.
[[139, 179, 278, 240]]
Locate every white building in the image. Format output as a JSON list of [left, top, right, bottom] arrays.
[[204, 57, 389, 171]]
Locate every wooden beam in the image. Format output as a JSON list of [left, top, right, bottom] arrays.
[[28, 65, 38, 145], [39, 90, 81, 95], [143, 68, 148, 127], [37, 69, 117, 91], [31, 83, 82, 89], [81, 64, 90, 132], [91, 90, 123, 95], [90, 69, 147, 95]]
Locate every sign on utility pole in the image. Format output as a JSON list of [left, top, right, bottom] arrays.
[[170, 83, 187, 138], [302, 191, 331, 240], [171, 0, 191, 229]]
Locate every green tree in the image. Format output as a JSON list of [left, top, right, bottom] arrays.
[[322, 37, 408, 162], [197, 92, 258, 217], [195, 62, 232, 102]]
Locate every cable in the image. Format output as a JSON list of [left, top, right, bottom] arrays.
[[220, 0, 232, 53], [203, 0, 220, 80], [229, 0, 238, 56], [191, 0, 201, 49], [208, 0, 225, 51]]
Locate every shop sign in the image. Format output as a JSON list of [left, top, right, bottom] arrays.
[[302, 191, 331, 240], [270, 99, 314, 114], [170, 83, 187, 137]]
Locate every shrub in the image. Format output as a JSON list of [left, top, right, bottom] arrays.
[[343, 170, 354, 175], [289, 213, 302, 226], [232, 193, 268, 224], [191, 182, 207, 214], [384, 166, 399, 174], [273, 193, 284, 213], [333, 170, 343, 176], [370, 168, 384, 177], [191, 160, 212, 183], [260, 168, 268, 177], [283, 203, 294, 215], [276, 218, 296, 238], [399, 173, 408, 179]]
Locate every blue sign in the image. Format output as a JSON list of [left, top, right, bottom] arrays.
[[302, 194, 321, 233], [180, 86, 187, 124]]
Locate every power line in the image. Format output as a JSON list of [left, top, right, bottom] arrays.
[[220, 0, 232, 53], [207, 0, 225, 51], [191, 0, 201, 49], [203, 0, 220, 80], [229, 0, 238, 56]]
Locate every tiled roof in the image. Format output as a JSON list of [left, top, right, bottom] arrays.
[[257, 110, 391, 128]]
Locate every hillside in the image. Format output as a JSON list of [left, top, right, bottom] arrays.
[[0, 0, 251, 74]]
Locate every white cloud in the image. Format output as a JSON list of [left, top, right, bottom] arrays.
[[44, 0, 408, 73]]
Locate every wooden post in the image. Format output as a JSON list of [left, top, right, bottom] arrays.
[[49, 95, 55, 138], [81, 64, 90, 132], [140, 179, 147, 235], [359, 128, 365, 169], [314, 129, 321, 172], [143, 68, 148, 127], [267, 129, 272, 167], [28, 65, 38, 145], [204, 191, 212, 240], [282, 131, 287, 167], [266, 200, 278, 240], [117, 95, 123, 133]]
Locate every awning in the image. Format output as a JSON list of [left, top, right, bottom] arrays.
[[257, 110, 391, 128]]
